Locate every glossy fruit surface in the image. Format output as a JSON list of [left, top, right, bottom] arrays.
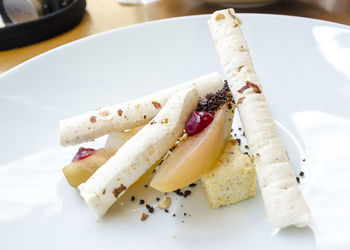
[[63, 148, 109, 188], [185, 111, 214, 136], [72, 147, 95, 162], [150, 104, 233, 192]]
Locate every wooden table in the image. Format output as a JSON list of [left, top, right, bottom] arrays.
[[1, 0, 349, 74]]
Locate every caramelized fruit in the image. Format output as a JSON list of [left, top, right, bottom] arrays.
[[150, 104, 233, 192], [63, 148, 109, 188]]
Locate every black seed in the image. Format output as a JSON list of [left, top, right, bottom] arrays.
[[156, 197, 160, 201], [165, 209, 169, 213], [184, 190, 191, 198], [189, 183, 197, 187], [131, 196, 135, 201], [139, 199, 145, 205], [174, 189, 184, 196], [299, 171, 304, 177], [296, 177, 300, 183]]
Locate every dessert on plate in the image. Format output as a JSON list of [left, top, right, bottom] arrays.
[[59, 8, 311, 229]]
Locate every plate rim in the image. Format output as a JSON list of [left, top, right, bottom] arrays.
[[1, 13, 349, 80]]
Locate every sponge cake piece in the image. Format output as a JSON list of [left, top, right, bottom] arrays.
[[201, 137, 256, 208]]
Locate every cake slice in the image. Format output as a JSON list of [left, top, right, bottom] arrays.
[[201, 137, 256, 208]]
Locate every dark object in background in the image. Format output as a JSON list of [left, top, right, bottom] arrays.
[[0, 0, 86, 50]]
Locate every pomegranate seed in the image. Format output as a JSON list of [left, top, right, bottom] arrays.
[[72, 147, 95, 162], [185, 111, 214, 136]]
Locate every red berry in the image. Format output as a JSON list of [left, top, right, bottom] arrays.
[[72, 147, 95, 162], [185, 111, 214, 136]]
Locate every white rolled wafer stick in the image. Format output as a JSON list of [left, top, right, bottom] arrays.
[[59, 72, 223, 146], [208, 9, 311, 228], [79, 88, 199, 216]]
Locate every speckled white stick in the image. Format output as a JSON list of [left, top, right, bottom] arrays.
[[79, 88, 199, 217], [59, 72, 223, 146], [208, 9, 311, 228]]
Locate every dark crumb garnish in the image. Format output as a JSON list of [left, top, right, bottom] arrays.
[[183, 190, 191, 198], [234, 133, 237, 137], [152, 169, 156, 173], [165, 209, 169, 213], [299, 171, 304, 177], [144, 185, 148, 188], [231, 128, 233, 132], [141, 213, 148, 221], [131, 196, 135, 201], [169, 145, 176, 152], [244, 152, 249, 156], [164, 192, 167, 195], [243, 132, 245, 136], [139, 199, 145, 205], [146, 204, 154, 213], [184, 213, 187, 216], [296, 177, 300, 183], [245, 145, 249, 149], [174, 189, 184, 196], [302, 159, 306, 162], [236, 138, 241, 145], [238, 127, 242, 131], [173, 214, 176, 217], [156, 197, 160, 201], [196, 81, 233, 114], [189, 183, 197, 187]]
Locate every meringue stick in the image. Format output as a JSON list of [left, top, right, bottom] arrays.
[[60, 72, 223, 146], [208, 9, 311, 228], [78, 88, 199, 217]]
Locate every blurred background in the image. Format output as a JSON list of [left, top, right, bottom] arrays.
[[0, 0, 349, 74]]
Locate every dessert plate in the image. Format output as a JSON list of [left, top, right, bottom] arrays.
[[1, 14, 350, 250]]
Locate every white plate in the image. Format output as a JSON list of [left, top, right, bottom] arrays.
[[1, 14, 350, 250]]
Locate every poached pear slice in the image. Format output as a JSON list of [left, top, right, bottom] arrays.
[[150, 104, 234, 192], [63, 148, 109, 188]]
